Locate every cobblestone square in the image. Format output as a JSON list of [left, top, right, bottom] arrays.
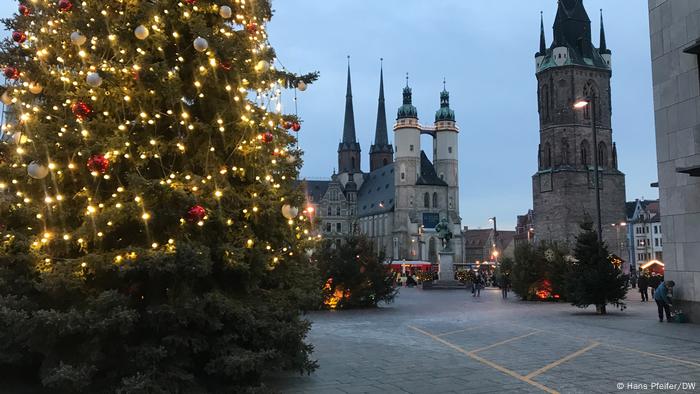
[[270, 288, 700, 393]]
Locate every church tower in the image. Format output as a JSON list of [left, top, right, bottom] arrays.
[[434, 83, 459, 222], [369, 61, 394, 172], [338, 61, 361, 174], [532, 0, 626, 247]]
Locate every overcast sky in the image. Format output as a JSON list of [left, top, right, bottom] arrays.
[[267, 0, 657, 230], [1, 1, 657, 230]]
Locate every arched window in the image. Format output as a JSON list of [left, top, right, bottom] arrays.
[[336, 206, 341, 216], [428, 238, 437, 264], [327, 206, 332, 216], [581, 140, 589, 166], [612, 143, 618, 169], [424, 192, 430, 208], [432, 192, 438, 208], [540, 84, 550, 120], [544, 142, 552, 168], [351, 157, 356, 171], [582, 81, 598, 120], [561, 138, 570, 165], [598, 142, 608, 167]]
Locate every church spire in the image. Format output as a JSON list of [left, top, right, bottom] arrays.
[[373, 59, 388, 146], [538, 11, 546, 56], [599, 9, 611, 54], [369, 59, 393, 172], [342, 56, 356, 144]]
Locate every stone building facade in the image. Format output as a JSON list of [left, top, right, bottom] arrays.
[[648, 0, 700, 320], [532, 0, 626, 248], [300, 64, 463, 264]]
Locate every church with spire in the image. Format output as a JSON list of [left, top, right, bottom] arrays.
[[531, 0, 626, 248], [301, 61, 463, 265]]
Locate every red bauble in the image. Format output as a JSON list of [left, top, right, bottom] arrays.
[[186, 205, 206, 222], [71, 101, 92, 120], [262, 132, 273, 143], [87, 154, 109, 174], [3, 67, 19, 80], [291, 121, 301, 132], [57, 0, 72, 12], [219, 60, 232, 71], [283, 121, 293, 130], [12, 31, 27, 44], [245, 22, 258, 33], [18, 4, 31, 16], [184, 0, 196, 4]]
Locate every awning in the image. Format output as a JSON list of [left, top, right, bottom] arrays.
[[640, 260, 664, 270]]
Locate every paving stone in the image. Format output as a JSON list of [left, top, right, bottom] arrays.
[[269, 288, 700, 393]]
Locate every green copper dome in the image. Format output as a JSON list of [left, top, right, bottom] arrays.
[[434, 89, 455, 122], [397, 86, 418, 119]]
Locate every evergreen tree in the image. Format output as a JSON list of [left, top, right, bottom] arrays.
[[315, 236, 397, 309], [0, 0, 318, 391], [566, 221, 627, 314]]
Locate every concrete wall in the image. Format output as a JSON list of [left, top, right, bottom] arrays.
[[648, 0, 700, 320]]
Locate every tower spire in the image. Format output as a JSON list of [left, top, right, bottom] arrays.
[[539, 11, 547, 55], [369, 58, 393, 171], [342, 56, 356, 143], [599, 9, 610, 54], [373, 58, 388, 146]]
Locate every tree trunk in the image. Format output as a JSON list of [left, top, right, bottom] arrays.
[[596, 304, 607, 314]]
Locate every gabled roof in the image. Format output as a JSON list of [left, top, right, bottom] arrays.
[[417, 151, 448, 186], [464, 229, 492, 247], [298, 179, 330, 204], [357, 163, 395, 217]]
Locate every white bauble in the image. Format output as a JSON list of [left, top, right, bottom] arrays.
[[193, 37, 208, 52], [28, 161, 49, 179], [281, 204, 299, 220], [285, 154, 297, 164], [134, 25, 149, 40], [255, 60, 270, 72], [219, 5, 232, 18], [296, 81, 307, 91], [70, 31, 87, 46], [86, 72, 103, 87], [1, 91, 12, 105], [28, 83, 43, 94]]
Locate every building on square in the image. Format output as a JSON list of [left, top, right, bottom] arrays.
[[625, 199, 663, 275], [647, 0, 700, 319], [531, 0, 626, 249], [299, 63, 463, 264]]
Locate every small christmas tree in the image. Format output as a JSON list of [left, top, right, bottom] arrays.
[[0, 0, 318, 391], [566, 221, 627, 314], [315, 236, 397, 309]]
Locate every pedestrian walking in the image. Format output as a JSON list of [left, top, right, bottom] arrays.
[[653, 280, 675, 322], [473, 275, 483, 297], [638, 274, 649, 302], [501, 274, 509, 299]]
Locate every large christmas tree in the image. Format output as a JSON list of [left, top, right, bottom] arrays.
[[0, 0, 318, 391], [566, 221, 627, 314]]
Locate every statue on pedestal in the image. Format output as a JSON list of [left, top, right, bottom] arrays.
[[435, 218, 453, 251]]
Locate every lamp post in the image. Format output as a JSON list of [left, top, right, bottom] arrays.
[[611, 222, 627, 269], [489, 217, 498, 266], [574, 96, 602, 241]]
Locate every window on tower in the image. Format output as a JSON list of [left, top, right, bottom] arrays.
[[581, 140, 590, 166], [544, 142, 552, 168], [598, 142, 608, 167], [561, 138, 570, 165]]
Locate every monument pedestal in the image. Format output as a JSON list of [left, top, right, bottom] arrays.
[[423, 251, 463, 290]]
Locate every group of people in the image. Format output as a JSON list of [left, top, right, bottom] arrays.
[[636, 272, 663, 302], [467, 272, 510, 298], [636, 272, 677, 321]]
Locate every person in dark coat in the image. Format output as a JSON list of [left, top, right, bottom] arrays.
[[638, 274, 649, 302], [654, 280, 675, 322], [649, 274, 662, 295]]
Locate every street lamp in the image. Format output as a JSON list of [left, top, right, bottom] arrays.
[[488, 217, 498, 265], [573, 96, 602, 241]]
